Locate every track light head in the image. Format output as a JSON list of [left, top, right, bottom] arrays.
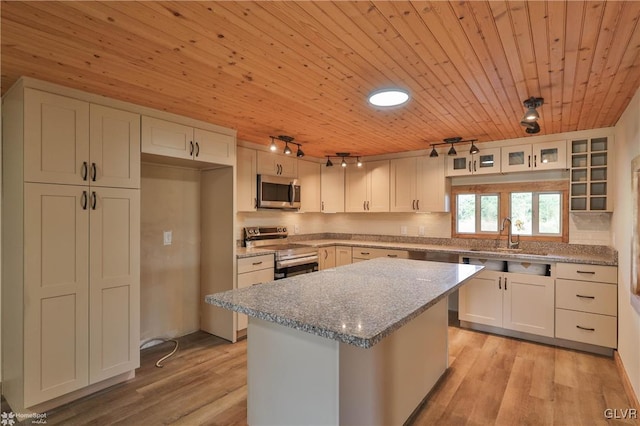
[[341, 158, 347, 167], [522, 97, 543, 122], [357, 157, 363, 167], [469, 141, 479, 154], [522, 121, 541, 134], [448, 144, 457, 156], [283, 143, 292, 155], [429, 146, 439, 158], [326, 157, 333, 167], [296, 145, 304, 158], [269, 137, 277, 152]]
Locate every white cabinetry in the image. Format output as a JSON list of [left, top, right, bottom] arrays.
[[555, 263, 617, 348], [459, 267, 554, 338], [237, 255, 274, 330], [237, 146, 257, 212], [569, 137, 612, 212], [446, 147, 501, 176], [318, 246, 337, 270], [141, 116, 235, 166], [336, 246, 353, 266], [256, 150, 298, 178], [351, 247, 409, 262], [3, 85, 140, 410], [390, 156, 450, 212], [297, 160, 322, 213], [501, 140, 566, 173], [321, 166, 345, 213], [345, 160, 390, 212]]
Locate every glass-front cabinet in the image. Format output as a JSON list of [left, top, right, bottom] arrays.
[[501, 140, 567, 173], [446, 147, 501, 177], [570, 137, 611, 212]]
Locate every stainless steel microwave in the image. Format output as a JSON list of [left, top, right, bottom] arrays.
[[257, 174, 301, 210]]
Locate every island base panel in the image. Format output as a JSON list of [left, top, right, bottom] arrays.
[[247, 299, 448, 426]]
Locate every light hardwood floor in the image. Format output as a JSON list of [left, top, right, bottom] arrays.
[[2, 327, 638, 425]]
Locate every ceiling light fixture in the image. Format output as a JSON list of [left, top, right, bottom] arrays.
[[268, 135, 305, 158], [357, 157, 363, 167], [326, 157, 333, 167], [325, 152, 362, 167], [368, 89, 409, 107], [520, 97, 543, 134], [428, 137, 479, 158], [341, 158, 347, 167]]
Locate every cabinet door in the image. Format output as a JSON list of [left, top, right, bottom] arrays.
[[503, 273, 554, 337], [335, 247, 352, 266], [24, 89, 90, 185], [417, 156, 449, 212], [237, 269, 274, 330], [318, 246, 336, 270], [237, 147, 257, 211], [90, 104, 140, 189], [256, 151, 298, 177], [472, 147, 501, 175], [389, 157, 417, 212], [141, 116, 193, 160], [367, 160, 390, 212], [297, 160, 321, 213], [24, 183, 89, 406], [458, 270, 502, 327], [320, 166, 345, 213], [501, 144, 533, 173], [445, 153, 472, 177], [89, 188, 140, 383], [533, 140, 566, 171], [345, 165, 368, 212], [193, 128, 235, 166]]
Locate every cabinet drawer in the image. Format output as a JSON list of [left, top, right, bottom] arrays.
[[237, 254, 274, 274], [556, 279, 617, 316], [351, 247, 409, 260], [556, 263, 617, 283], [555, 309, 617, 348], [238, 268, 274, 288]]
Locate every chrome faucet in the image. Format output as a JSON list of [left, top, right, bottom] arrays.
[[501, 217, 520, 249]]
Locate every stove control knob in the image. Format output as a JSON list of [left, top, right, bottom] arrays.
[[282, 227, 287, 233]]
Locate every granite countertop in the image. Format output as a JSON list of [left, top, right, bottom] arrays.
[[281, 239, 617, 266], [207, 258, 483, 348]]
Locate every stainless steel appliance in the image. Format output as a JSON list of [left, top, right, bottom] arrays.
[[244, 226, 318, 279], [257, 175, 301, 210]]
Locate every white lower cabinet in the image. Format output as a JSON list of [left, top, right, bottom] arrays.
[[335, 247, 353, 266], [351, 247, 410, 262], [237, 255, 274, 331], [555, 262, 617, 348], [459, 269, 555, 338], [318, 246, 336, 270]]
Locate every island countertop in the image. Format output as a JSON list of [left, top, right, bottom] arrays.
[[206, 258, 483, 348]]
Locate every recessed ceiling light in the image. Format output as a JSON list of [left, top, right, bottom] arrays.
[[368, 89, 409, 107]]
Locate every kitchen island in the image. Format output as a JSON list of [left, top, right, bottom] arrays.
[[206, 258, 483, 425]]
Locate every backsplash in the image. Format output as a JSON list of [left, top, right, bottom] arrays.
[[569, 212, 613, 245]]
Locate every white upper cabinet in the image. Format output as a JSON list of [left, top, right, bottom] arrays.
[[256, 150, 298, 178], [24, 89, 140, 189], [297, 160, 322, 213], [320, 166, 345, 213], [390, 156, 449, 212], [237, 146, 257, 212], [141, 116, 235, 166], [345, 160, 390, 212], [446, 147, 501, 177], [24, 89, 90, 185], [501, 140, 566, 173]]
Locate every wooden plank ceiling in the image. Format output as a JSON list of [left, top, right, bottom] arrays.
[[2, 1, 640, 158]]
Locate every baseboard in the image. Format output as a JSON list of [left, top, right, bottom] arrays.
[[614, 350, 640, 410]]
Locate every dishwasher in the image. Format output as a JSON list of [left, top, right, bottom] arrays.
[[409, 251, 461, 314]]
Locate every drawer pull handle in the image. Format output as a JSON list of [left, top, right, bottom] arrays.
[[576, 294, 595, 299], [361, 252, 370, 255], [498, 277, 502, 290], [576, 325, 595, 332], [252, 261, 263, 266], [252, 283, 263, 286], [576, 270, 596, 275], [387, 254, 398, 258]]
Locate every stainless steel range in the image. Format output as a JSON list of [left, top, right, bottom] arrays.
[[244, 226, 319, 279]]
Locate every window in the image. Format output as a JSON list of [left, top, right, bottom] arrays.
[[452, 181, 568, 242], [456, 194, 499, 234]]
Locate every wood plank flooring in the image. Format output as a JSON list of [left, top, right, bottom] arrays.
[[2, 326, 638, 425]]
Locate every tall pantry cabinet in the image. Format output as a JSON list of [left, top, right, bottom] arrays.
[[2, 83, 140, 412]]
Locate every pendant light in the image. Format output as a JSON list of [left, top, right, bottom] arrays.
[[283, 143, 292, 155], [296, 145, 305, 158], [448, 143, 457, 156], [469, 141, 480, 154], [326, 157, 333, 167], [429, 146, 438, 158]]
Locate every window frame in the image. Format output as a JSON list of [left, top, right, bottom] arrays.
[[451, 181, 569, 242], [455, 193, 500, 235]]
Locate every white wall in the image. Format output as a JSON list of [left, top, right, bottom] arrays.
[[613, 88, 640, 399], [140, 163, 201, 341]]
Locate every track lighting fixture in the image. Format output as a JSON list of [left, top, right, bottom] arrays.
[[268, 135, 304, 158], [325, 152, 362, 167], [520, 97, 543, 134], [428, 137, 479, 157]]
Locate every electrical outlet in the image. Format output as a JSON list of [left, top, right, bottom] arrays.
[[294, 224, 300, 234], [419, 226, 425, 236], [163, 230, 172, 246], [400, 226, 408, 235]]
